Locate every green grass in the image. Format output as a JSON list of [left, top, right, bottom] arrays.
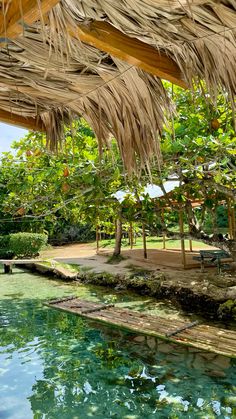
[[106, 254, 127, 264], [54, 262, 94, 273], [40, 260, 82, 273], [92, 236, 214, 251]]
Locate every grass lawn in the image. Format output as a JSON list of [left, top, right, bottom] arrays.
[[92, 236, 214, 251]]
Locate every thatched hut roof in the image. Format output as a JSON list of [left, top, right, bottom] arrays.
[[0, 1, 236, 170]]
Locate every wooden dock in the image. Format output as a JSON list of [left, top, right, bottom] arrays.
[[0, 259, 44, 273], [48, 297, 236, 358]]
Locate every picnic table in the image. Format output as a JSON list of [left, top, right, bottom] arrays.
[[193, 250, 231, 274]]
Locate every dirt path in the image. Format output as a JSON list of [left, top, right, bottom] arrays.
[[42, 243, 137, 275], [40, 243, 236, 318], [42, 242, 204, 279]]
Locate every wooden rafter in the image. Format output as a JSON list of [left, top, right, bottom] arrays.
[[0, 0, 186, 135], [0, 108, 45, 131], [0, 2, 186, 87], [0, 0, 60, 40], [69, 21, 187, 88], [0, 0, 59, 131]]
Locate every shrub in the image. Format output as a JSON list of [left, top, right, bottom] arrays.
[[0, 235, 13, 259], [9, 233, 48, 258], [49, 222, 95, 245]]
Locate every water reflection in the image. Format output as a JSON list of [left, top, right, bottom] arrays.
[[0, 268, 194, 321], [0, 297, 236, 418]]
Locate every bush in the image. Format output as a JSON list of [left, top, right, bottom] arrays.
[[0, 235, 13, 259], [9, 233, 48, 258], [48, 222, 95, 245]]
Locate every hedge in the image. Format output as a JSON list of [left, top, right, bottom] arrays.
[[0, 235, 13, 259], [0, 233, 48, 259]]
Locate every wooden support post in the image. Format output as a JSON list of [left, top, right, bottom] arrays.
[[96, 224, 99, 254], [179, 210, 186, 269], [4, 263, 12, 274], [228, 199, 234, 240], [142, 223, 147, 259], [200, 256, 204, 273], [161, 209, 166, 250], [189, 239, 193, 252], [232, 206, 236, 240], [130, 222, 134, 250], [217, 258, 221, 275]]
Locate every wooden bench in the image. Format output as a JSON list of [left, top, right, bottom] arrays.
[[193, 250, 231, 274]]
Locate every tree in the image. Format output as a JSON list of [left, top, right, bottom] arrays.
[[150, 84, 236, 256], [0, 119, 126, 248], [1, 86, 235, 258]]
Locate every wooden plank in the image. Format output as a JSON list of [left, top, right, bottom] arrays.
[[48, 296, 77, 305], [48, 298, 236, 358], [68, 21, 187, 88], [79, 303, 114, 314], [166, 320, 199, 337], [0, 108, 45, 131], [0, 0, 60, 41], [0, 258, 45, 264], [95, 311, 236, 356], [1, 258, 46, 274]]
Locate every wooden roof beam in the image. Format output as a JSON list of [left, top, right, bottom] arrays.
[[0, 108, 45, 131], [69, 21, 187, 88], [0, 0, 60, 40], [0, 2, 186, 87]]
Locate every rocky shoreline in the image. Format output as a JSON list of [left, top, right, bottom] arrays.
[[21, 262, 236, 321]]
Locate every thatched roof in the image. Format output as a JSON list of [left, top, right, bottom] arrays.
[[0, 0, 236, 171]]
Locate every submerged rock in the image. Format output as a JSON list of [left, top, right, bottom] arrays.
[[23, 260, 236, 320]]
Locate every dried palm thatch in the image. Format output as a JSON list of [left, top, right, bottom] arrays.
[[0, 0, 236, 172], [64, 0, 236, 93]]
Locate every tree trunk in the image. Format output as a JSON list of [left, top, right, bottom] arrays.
[[142, 223, 147, 259], [165, 228, 236, 257], [113, 216, 122, 256], [96, 224, 100, 254]]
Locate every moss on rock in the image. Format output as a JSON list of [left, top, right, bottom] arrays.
[[217, 299, 236, 319]]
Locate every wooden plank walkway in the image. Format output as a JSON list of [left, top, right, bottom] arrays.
[[47, 297, 236, 359], [0, 259, 45, 273], [0, 259, 45, 265]]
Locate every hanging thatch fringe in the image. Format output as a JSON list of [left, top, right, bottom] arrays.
[[0, 0, 236, 172], [41, 109, 72, 151]]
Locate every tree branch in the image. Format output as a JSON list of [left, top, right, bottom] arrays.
[[164, 228, 235, 256]]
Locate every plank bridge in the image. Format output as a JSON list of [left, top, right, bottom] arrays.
[[48, 297, 236, 359], [0, 259, 45, 274]]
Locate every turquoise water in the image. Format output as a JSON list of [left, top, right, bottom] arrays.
[[0, 270, 236, 418]]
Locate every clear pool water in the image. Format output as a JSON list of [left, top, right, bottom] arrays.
[[0, 270, 236, 418]]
